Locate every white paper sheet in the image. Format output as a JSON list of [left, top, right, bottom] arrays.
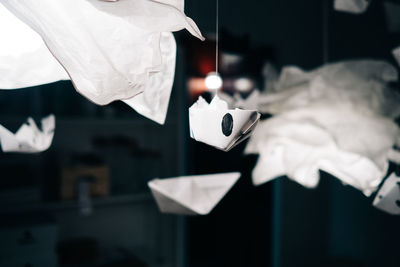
[[0, 4, 68, 89], [372, 172, 400, 215], [334, 0, 371, 14], [1, 0, 203, 124], [189, 95, 260, 152], [0, 114, 55, 153], [245, 108, 393, 195], [122, 32, 176, 124], [148, 172, 241, 215], [247, 60, 400, 196]]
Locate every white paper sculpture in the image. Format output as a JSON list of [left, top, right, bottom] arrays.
[[334, 0, 371, 14], [148, 172, 241, 215], [189, 95, 261, 152], [0, 0, 204, 124], [0, 114, 55, 153], [247, 60, 400, 196], [0, 4, 68, 89], [392, 46, 400, 67], [373, 172, 400, 215]]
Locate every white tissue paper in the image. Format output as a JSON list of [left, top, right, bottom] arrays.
[[373, 172, 400, 215], [334, 0, 371, 14], [148, 172, 241, 215], [0, 4, 68, 89], [189, 95, 261, 152], [392, 46, 400, 67], [0, 114, 55, 153], [247, 60, 400, 196], [1, 0, 204, 124]]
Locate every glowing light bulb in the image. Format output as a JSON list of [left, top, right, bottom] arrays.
[[205, 72, 222, 90]]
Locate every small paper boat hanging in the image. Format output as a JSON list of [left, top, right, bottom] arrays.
[[148, 172, 241, 215], [0, 114, 55, 153], [189, 95, 260, 152]]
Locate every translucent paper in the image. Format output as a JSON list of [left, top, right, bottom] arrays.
[[148, 172, 241, 215], [0, 0, 203, 124], [0, 4, 68, 89], [189, 95, 260, 152], [247, 60, 400, 196], [0, 115, 55, 153]]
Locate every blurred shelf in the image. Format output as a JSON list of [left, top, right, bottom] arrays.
[[0, 192, 153, 214]]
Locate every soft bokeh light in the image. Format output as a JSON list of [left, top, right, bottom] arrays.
[[234, 77, 254, 92], [205, 72, 223, 90]]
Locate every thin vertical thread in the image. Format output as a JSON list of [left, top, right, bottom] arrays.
[[216, 0, 219, 74]]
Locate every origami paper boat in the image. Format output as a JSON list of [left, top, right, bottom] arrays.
[[148, 172, 241, 215], [189, 95, 260, 152], [0, 114, 55, 153]]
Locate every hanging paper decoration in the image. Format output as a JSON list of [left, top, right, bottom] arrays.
[[246, 60, 400, 196], [189, 95, 260, 152], [0, 4, 68, 89], [148, 172, 241, 215], [0, 0, 204, 124], [0, 114, 55, 153]]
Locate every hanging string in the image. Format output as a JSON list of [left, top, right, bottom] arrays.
[[216, 0, 219, 74]]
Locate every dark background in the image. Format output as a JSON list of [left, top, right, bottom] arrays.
[[0, 0, 399, 266]]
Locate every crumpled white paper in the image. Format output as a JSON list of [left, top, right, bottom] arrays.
[[372, 172, 400, 215], [189, 95, 261, 152], [247, 60, 400, 196], [148, 172, 241, 215], [0, 114, 55, 153], [1, 0, 203, 124], [0, 4, 68, 89], [258, 60, 400, 118], [334, 0, 371, 14]]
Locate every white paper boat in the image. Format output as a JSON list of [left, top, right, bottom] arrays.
[[148, 172, 241, 215], [189, 95, 260, 152], [0, 114, 55, 153]]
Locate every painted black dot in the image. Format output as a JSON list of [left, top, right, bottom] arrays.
[[221, 113, 233, 137], [396, 200, 400, 208], [379, 195, 383, 199]]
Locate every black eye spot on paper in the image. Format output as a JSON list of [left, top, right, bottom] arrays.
[[221, 113, 233, 136]]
